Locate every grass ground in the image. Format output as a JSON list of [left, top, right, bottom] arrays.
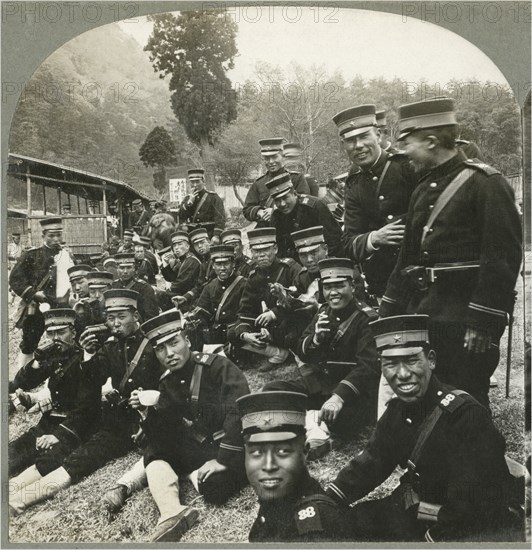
[[6, 274, 529, 544]]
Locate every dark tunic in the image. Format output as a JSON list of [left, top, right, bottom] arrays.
[[110, 278, 159, 322], [178, 189, 226, 234], [160, 252, 201, 296]]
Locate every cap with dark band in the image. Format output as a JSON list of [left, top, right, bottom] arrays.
[[283, 143, 302, 158], [12, 232, 21, 237], [159, 245, 172, 255], [376, 110, 387, 128], [237, 391, 307, 443], [89, 253, 103, 262], [104, 289, 138, 312], [370, 314, 430, 357], [248, 228, 277, 250], [259, 138, 285, 156], [86, 271, 114, 288], [397, 98, 457, 140], [318, 258, 354, 283], [265, 172, 293, 199], [44, 308, 76, 331], [135, 236, 151, 248], [210, 245, 235, 262], [189, 228, 209, 243], [221, 229, 242, 244], [40, 217, 63, 232], [188, 168, 205, 180], [141, 309, 184, 347], [333, 105, 376, 139], [114, 253, 136, 267], [132, 199, 142, 206], [67, 264, 91, 281], [123, 230, 134, 238], [171, 231, 190, 244], [103, 257, 117, 268], [292, 226, 325, 253]]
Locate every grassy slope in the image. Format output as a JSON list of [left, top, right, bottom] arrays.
[[7, 284, 527, 544]]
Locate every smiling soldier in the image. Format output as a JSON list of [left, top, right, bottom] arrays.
[[238, 391, 349, 542]]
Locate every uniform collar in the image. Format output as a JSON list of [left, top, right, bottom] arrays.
[[420, 151, 462, 182], [328, 298, 358, 322], [218, 270, 236, 284], [361, 149, 388, 178]]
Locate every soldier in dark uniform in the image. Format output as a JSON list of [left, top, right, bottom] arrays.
[[264, 258, 379, 457], [133, 237, 157, 285], [8, 309, 101, 489], [233, 228, 302, 365], [128, 199, 151, 233], [220, 228, 254, 277], [266, 173, 344, 261], [8, 290, 164, 517], [380, 98, 522, 409], [186, 245, 247, 350], [72, 271, 114, 334], [135, 235, 159, 281], [321, 174, 346, 226], [9, 217, 69, 370], [326, 314, 524, 542], [334, 104, 418, 298], [117, 229, 134, 253], [110, 253, 159, 322], [67, 264, 92, 308], [376, 109, 399, 154], [243, 138, 310, 226], [283, 142, 320, 197], [237, 391, 350, 542], [178, 168, 226, 240], [102, 309, 250, 542]]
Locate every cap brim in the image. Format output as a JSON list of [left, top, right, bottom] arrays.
[[271, 188, 292, 199], [297, 243, 322, 253], [381, 346, 423, 358], [88, 284, 109, 289], [250, 243, 276, 250], [322, 276, 350, 283], [342, 125, 375, 139], [152, 328, 183, 347], [245, 432, 299, 443], [46, 324, 71, 332]]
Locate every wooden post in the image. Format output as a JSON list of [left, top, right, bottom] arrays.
[[57, 186, 62, 215], [77, 194, 80, 214], [102, 183, 108, 242], [42, 183, 47, 215], [26, 166, 32, 246], [118, 197, 123, 237]]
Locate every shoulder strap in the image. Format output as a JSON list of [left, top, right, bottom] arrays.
[[192, 193, 209, 222], [214, 275, 244, 322], [375, 158, 392, 200], [421, 168, 475, 244], [407, 406, 444, 472], [189, 361, 204, 420], [119, 338, 149, 392], [331, 309, 360, 346]]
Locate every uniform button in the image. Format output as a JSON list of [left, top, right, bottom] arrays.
[[429, 182, 437, 188], [222, 312, 226, 315], [437, 391, 443, 396], [378, 195, 384, 201], [128, 378, 133, 383], [406, 418, 412, 424], [181, 380, 186, 385], [387, 215, 394, 220], [429, 228, 434, 233], [260, 516, 266, 524], [429, 205, 434, 209], [372, 176, 378, 182], [422, 251, 429, 257]]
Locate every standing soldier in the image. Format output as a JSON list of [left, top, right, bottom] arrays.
[[110, 253, 159, 322], [283, 142, 320, 197], [7, 232, 23, 271], [243, 138, 310, 227], [233, 228, 302, 365], [266, 173, 344, 260], [380, 98, 522, 409], [178, 169, 226, 241], [376, 110, 399, 154], [8, 309, 101, 484], [220, 229, 254, 278], [128, 199, 151, 233], [334, 104, 418, 299], [9, 290, 164, 517], [9, 218, 72, 370], [158, 231, 201, 311]]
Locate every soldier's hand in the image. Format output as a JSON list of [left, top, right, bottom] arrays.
[[255, 310, 276, 327], [36, 434, 60, 451], [464, 326, 492, 354], [33, 291, 48, 303], [314, 312, 331, 344], [242, 332, 267, 348], [259, 208, 273, 222], [171, 296, 187, 307], [197, 459, 227, 484], [372, 220, 406, 247], [318, 394, 344, 424], [79, 329, 101, 354], [128, 389, 143, 410]]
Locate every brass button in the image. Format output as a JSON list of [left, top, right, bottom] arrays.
[[372, 176, 378, 182], [378, 195, 384, 201], [429, 205, 434, 209], [430, 182, 437, 188], [387, 215, 394, 220]]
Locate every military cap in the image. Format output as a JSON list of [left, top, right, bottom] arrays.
[[159, 245, 172, 255], [369, 314, 430, 357], [86, 271, 114, 289], [133, 225, 143, 233], [333, 105, 377, 139], [291, 226, 325, 253], [188, 168, 205, 180], [141, 309, 184, 347], [171, 231, 190, 244], [237, 391, 307, 443], [132, 198, 142, 206], [376, 110, 387, 128], [397, 97, 457, 139], [104, 289, 138, 312], [44, 308, 76, 332], [67, 264, 91, 281], [265, 172, 294, 199], [248, 227, 277, 250], [220, 229, 242, 244], [114, 253, 136, 267], [189, 228, 209, 243], [210, 245, 235, 262], [40, 217, 63, 232], [12, 232, 21, 237], [103, 257, 118, 269], [136, 236, 152, 248], [259, 137, 285, 156], [318, 258, 354, 283], [333, 172, 348, 183], [89, 253, 103, 263], [149, 199, 158, 206], [283, 142, 303, 158], [123, 229, 134, 238]]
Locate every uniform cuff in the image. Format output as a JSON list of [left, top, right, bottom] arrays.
[[333, 382, 360, 403]]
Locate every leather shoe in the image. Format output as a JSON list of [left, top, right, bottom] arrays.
[[150, 507, 199, 542], [102, 485, 130, 514]]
